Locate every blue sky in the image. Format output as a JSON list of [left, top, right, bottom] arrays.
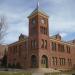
[[0, 0, 75, 44]]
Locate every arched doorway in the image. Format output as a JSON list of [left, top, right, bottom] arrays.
[[41, 55, 48, 68], [31, 55, 37, 68]]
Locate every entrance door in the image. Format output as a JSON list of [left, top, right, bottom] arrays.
[[31, 55, 37, 68], [41, 55, 48, 68]]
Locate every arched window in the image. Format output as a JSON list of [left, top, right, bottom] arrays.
[[45, 40, 47, 49], [31, 55, 37, 68], [31, 40, 37, 48], [41, 39, 44, 48], [41, 55, 48, 68]]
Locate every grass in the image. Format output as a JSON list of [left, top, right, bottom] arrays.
[[45, 72, 71, 75], [0, 70, 75, 75], [45, 70, 75, 75], [0, 71, 32, 75]]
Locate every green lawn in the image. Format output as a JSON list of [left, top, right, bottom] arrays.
[[45, 72, 72, 75], [0, 70, 75, 75], [45, 71, 74, 75], [0, 71, 32, 75]]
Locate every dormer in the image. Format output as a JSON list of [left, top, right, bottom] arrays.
[[55, 34, 61, 40], [19, 34, 27, 41], [71, 40, 75, 44]]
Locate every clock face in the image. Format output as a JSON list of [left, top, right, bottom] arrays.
[[41, 19, 45, 24], [32, 19, 36, 24]]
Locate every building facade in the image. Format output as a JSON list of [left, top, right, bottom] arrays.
[[7, 4, 75, 70]]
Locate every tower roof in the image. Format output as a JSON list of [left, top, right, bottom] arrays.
[[28, 1, 49, 18]]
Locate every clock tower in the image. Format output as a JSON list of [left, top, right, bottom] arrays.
[[28, 2, 50, 68]]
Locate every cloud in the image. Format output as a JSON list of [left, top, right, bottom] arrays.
[[0, 0, 75, 44], [59, 32, 68, 38], [3, 11, 29, 44], [0, 1, 32, 44], [50, 15, 75, 33]]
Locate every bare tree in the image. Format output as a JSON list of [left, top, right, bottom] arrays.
[[0, 16, 7, 44]]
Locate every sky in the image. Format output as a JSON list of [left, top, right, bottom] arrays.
[[0, 0, 75, 44]]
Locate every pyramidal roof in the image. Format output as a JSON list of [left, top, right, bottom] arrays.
[[28, 1, 49, 18]]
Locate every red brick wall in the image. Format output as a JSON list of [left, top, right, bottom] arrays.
[[7, 40, 28, 69], [50, 39, 74, 70]]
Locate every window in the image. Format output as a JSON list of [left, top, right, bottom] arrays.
[[52, 42, 56, 51], [59, 58, 65, 65], [19, 45, 22, 56], [66, 46, 70, 53], [32, 19, 36, 25], [41, 55, 48, 68], [40, 27, 47, 35], [41, 39, 44, 48], [13, 46, 17, 53], [58, 44, 65, 52], [52, 57, 57, 65], [45, 40, 47, 49], [41, 39, 47, 49], [68, 58, 72, 66], [61, 45, 65, 52], [31, 55, 37, 68], [58, 44, 61, 52], [31, 40, 37, 49]]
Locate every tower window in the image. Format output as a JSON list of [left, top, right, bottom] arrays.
[[45, 40, 47, 49], [41, 39, 47, 49], [41, 39, 44, 48], [31, 40, 37, 49], [40, 27, 47, 35], [32, 19, 36, 25]]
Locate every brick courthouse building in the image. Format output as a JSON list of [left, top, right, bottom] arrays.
[[7, 3, 75, 70]]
